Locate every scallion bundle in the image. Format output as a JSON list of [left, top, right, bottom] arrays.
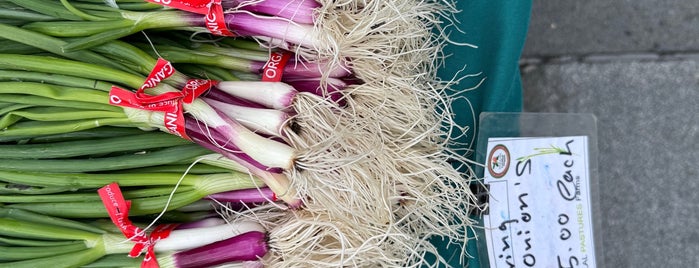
[[0, 51, 302, 206], [0, 0, 483, 267]]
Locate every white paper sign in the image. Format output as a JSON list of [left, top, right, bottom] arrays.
[[483, 136, 596, 268]]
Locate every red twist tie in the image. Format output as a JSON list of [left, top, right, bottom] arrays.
[[261, 51, 293, 82], [108, 58, 215, 140], [98, 183, 179, 268]]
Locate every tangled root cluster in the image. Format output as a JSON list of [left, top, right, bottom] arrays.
[[233, 0, 481, 267]]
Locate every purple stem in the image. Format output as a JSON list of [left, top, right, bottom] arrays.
[[204, 187, 277, 203], [185, 115, 284, 173], [186, 11, 318, 48], [185, 104, 301, 208], [223, 11, 319, 48], [203, 86, 267, 109], [172, 231, 269, 268], [249, 58, 352, 78], [213, 81, 298, 110], [225, 0, 319, 24], [283, 76, 348, 106]]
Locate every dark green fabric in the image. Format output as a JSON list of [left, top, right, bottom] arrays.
[[434, 0, 532, 267], [440, 0, 531, 151]]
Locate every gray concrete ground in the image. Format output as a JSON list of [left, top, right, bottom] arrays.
[[520, 1, 699, 267], [522, 0, 699, 57]]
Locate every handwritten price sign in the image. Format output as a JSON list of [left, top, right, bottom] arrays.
[[483, 136, 597, 268]]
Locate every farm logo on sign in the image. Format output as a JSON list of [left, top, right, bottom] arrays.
[[487, 144, 510, 178]]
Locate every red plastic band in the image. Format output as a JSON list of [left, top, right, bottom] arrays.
[[144, 0, 210, 14], [137, 58, 176, 93], [205, 0, 235, 37], [97, 183, 146, 248], [145, 0, 234, 36], [108, 58, 214, 140], [141, 224, 180, 268], [98, 183, 179, 268], [182, 78, 218, 103], [261, 51, 292, 82]]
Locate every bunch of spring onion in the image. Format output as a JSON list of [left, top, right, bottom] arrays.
[[0, 91, 295, 214], [0, 44, 303, 207], [0, 23, 374, 265], [0, 97, 284, 266], [0, 0, 482, 267], [0, 19, 358, 209], [122, 33, 353, 105], [0, 207, 269, 267]]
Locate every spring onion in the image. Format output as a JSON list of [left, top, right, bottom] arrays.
[[157, 231, 268, 268], [0, 211, 264, 268], [133, 43, 351, 78], [0, 170, 265, 218], [205, 187, 277, 204], [17, 1, 322, 51]]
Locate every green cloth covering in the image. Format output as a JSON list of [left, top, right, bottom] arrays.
[[434, 0, 532, 267]]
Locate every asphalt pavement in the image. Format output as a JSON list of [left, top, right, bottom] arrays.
[[520, 1, 699, 267]]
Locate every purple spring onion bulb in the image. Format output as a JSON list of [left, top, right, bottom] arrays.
[[215, 147, 301, 208], [283, 76, 349, 106], [166, 231, 269, 268], [200, 139, 301, 208], [185, 116, 302, 208], [203, 98, 291, 137], [248, 58, 353, 78], [226, 0, 320, 24], [205, 187, 277, 204], [212, 109, 295, 169], [141, 85, 295, 169], [185, 115, 283, 173], [188, 11, 322, 49], [214, 81, 297, 110], [210, 261, 265, 268], [203, 87, 267, 109], [154, 221, 265, 252]]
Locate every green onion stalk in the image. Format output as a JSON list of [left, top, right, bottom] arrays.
[[0, 132, 189, 160], [130, 42, 352, 79], [0, 2, 59, 22], [0, 169, 266, 218], [0, 125, 146, 144]]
